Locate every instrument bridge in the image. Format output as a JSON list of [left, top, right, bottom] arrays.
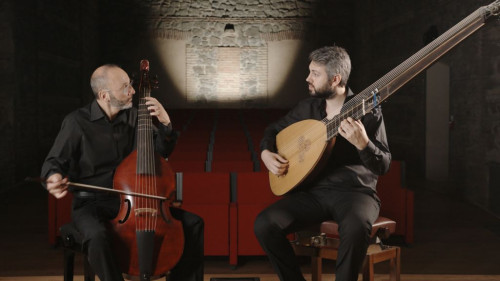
[[134, 208, 158, 218]]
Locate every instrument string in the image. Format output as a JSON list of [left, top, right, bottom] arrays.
[[333, 5, 484, 126], [276, 101, 365, 158], [136, 67, 164, 232], [322, 4, 487, 139], [137, 98, 142, 232], [146, 87, 157, 232], [275, 97, 375, 173], [144, 89, 150, 231], [142, 94, 148, 231], [141, 86, 155, 232], [139, 95, 146, 231], [147, 93, 153, 231]]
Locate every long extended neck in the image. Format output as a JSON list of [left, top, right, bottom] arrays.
[[137, 74, 155, 175], [324, 0, 499, 141]]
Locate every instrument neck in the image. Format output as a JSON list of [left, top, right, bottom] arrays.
[[137, 71, 155, 175], [323, 0, 499, 141]]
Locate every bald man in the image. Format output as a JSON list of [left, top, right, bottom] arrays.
[[42, 64, 204, 281]]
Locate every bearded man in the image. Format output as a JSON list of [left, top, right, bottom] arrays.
[[255, 46, 392, 281]]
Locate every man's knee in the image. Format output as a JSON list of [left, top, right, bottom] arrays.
[[171, 208, 204, 231], [339, 218, 371, 244], [86, 229, 110, 254], [254, 210, 275, 240], [185, 212, 204, 232]]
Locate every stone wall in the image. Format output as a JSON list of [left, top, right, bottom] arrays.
[[147, 0, 314, 18], [141, 0, 316, 108], [185, 46, 268, 106], [96, 1, 357, 109]]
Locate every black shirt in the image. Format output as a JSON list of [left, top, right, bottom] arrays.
[[260, 89, 391, 193], [41, 99, 177, 190]]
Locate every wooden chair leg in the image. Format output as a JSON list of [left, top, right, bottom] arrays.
[[63, 249, 75, 281], [311, 256, 322, 281], [389, 247, 401, 281], [362, 254, 375, 281]]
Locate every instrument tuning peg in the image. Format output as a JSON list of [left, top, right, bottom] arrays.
[[152, 74, 159, 89]]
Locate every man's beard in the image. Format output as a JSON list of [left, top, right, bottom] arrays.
[[109, 93, 132, 110], [309, 83, 335, 99]]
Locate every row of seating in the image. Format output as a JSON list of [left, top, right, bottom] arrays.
[[167, 108, 288, 173], [178, 171, 277, 265], [173, 160, 413, 266], [49, 162, 413, 267], [48, 107, 413, 268], [48, 171, 277, 267]]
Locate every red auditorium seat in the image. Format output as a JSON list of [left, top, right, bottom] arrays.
[[229, 172, 280, 265], [211, 150, 253, 161], [48, 193, 73, 245], [174, 141, 210, 151], [175, 137, 211, 151], [179, 172, 231, 256], [377, 160, 414, 244], [168, 150, 207, 161], [211, 160, 254, 173], [211, 140, 249, 150], [169, 160, 206, 172]]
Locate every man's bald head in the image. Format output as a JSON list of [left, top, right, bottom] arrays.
[[90, 64, 120, 99]]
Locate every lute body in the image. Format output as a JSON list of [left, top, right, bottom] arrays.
[[270, 119, 335, 196]]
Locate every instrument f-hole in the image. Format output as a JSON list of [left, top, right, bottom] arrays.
[[119, 199, 132, 224]]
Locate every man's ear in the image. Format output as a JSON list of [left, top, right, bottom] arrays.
[[98, 90, 109, 101], [330, 74, 341, 88]]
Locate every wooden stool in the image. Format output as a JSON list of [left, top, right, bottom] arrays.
[[292, 217, 401, 281], [60, 223, 95, 281]]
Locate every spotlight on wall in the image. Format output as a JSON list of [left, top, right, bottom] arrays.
[[224, 23, 235, 33]]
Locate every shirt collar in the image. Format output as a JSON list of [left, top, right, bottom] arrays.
[[344, 87, 355, 102], [346, 87, 354, 97], [319, 87, 355, 115], [90, 99, 128, 124], [90, 99, 105, 121]]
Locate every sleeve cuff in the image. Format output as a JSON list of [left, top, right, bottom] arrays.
[[359, 140, 376, 156], [260, 141, 276, 153], [158, 122, 174, 137]]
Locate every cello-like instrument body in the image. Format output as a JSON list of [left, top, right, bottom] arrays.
[[110, 60, 184, 280]]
